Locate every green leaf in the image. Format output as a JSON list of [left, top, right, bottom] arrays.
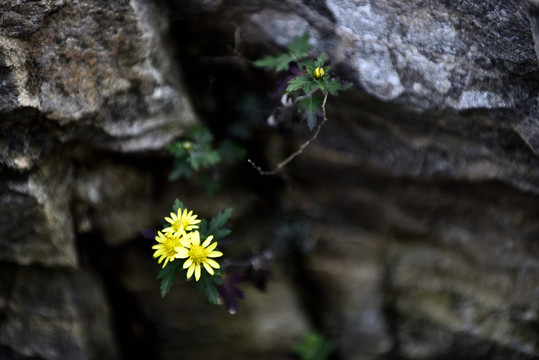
[[322, 65, 331, 77], [206, 208, 233, 240], [198, 218, 209, 237], [172, 199, 184, 213], [286, 75, 312, 93], [157, 261, 182, 298], [194, 270, 223, 304], [187, 125, 214, 146], [253, 53, 293, 72], [315, 53, 325, 68], [293, 331, 335, 360], [188, 148, 221, 171], [166, 141, 188, 157], [198, 208, 232, 240], [324, 77, 351, 96], [297, 96, 323, 130], [287, 32, 312, 60], [168, 161, 192, 181]]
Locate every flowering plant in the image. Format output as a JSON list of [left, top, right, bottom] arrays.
[[250, 32, 351, 174], [148, 199, 243, 311]]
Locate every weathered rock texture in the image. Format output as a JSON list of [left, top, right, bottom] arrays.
[[1, 0, 539, 359], [0, 0, 195, 359]]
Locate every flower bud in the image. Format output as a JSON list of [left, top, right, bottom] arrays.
[[313, 67, 324, 79]]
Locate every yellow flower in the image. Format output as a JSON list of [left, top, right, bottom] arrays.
[[152, 231, 181, 268], [163, 208, 201, 236], [313, 67, 324, 79], [174, 231, 223, 281]]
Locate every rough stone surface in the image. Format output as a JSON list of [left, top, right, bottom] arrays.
[[0, 265, 118, 360], [0, 0, 197, 267], [73, 158, 157, 246], [173, 0, 539, 358], [0, 154, 76, 268], [1, 0, 196, 153], [0, 0, 197, 358], [287, 148, 539, 359], [2, 0, 539, 359]]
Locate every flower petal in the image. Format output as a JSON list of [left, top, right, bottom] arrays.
[[179, 235, 191, 247], [205, 258, 220, 269], [205, 242, 217, 252], [186, 263, 195, 279], [194, 264, 201, 281], [208, 251, 223, 258], [191, 231, 200, 246], [183, 259, 193, 269], [174, 247, 189, 258], [202, 261, 214, 276], [202, 235, 214, 248], [162, 227, 173, 234]]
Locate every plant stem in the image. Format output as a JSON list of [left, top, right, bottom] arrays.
[[249, 85, 329, 176]]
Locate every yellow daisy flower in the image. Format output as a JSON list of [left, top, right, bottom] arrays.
[[152, 231, 181, 268], [174, 230, 223, 281], [163, 208, 201, 236]]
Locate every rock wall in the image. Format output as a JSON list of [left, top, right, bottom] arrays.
[[0, 0, 195, 359], [1, 0, 539, 359]]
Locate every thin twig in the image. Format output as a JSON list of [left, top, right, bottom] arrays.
[[249, 84, 329, 176]]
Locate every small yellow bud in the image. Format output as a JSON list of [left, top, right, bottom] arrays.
[[182, 141, 193, 151], [313, 67, 324, 79]]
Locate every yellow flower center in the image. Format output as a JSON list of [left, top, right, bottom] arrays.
[[188, 244, 208, 264], [172, 218, 189, 231], [163, 237, 179, 257]]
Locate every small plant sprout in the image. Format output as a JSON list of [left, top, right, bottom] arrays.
[[251, 32, 351, 175], [294, 331, 335, 360], [167, 125, 246, 194]]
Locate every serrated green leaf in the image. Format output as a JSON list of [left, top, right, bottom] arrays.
[[316, 53, 325, 67], [198, 218, 209, 238], [207, 208, 233, 240], [322, 65, 331, 76], [194, 270, 223, 304], [287, 32, 312, 60], [286, 76, 311, 93], [168, 161, 192, 181], [157, 261, 182, 297], [298, 96, 323, 130], [166, 141, 187, 157], [324, 77, 351, 96], [188, 149, 221, 171], [187, 125, 213, 145], [254, 53, 293, 72], [214, 228, 232, 239], [172, 199, 184, 213]]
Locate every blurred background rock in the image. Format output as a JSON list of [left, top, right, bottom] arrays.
[[1, 0, 539, 359]]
